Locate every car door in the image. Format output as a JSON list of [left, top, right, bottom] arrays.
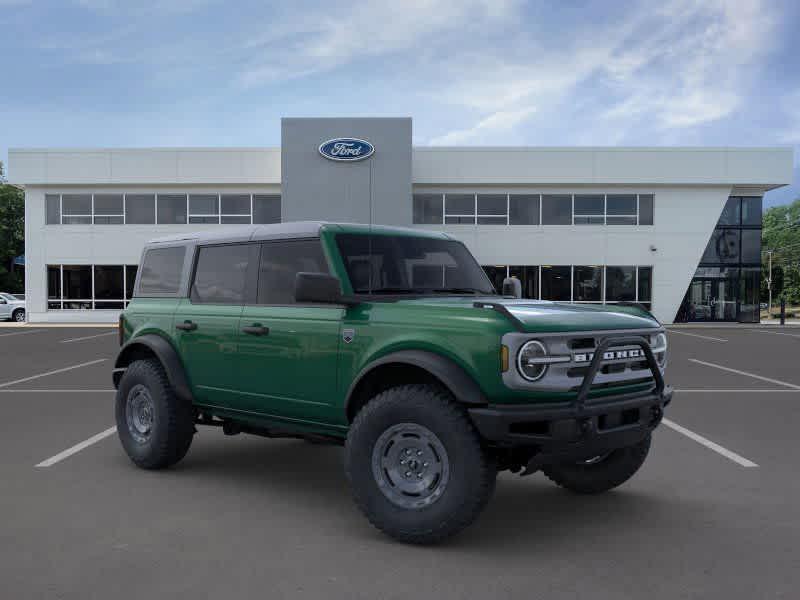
[[174, 242, 259, 409], [0, 296, 9, 319], [236, 238, 343, 423]]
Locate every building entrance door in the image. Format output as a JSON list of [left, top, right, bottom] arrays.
[[683, 277, 738, 321]]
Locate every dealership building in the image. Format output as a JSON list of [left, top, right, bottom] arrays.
[[8, 117, 794, 324]]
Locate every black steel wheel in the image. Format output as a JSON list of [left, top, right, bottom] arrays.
[[346, 384, 496, 545], [115, 359, 194, 470]]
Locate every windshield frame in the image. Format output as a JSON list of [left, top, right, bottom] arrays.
[[333, 232, 498, 298]]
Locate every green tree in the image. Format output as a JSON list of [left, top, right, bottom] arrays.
[[762, 197, 800, 305], [0, 161, 25, 293]]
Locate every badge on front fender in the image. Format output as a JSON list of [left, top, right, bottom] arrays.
[[343, 328, 355, 344]]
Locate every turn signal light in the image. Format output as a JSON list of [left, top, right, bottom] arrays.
[[501, 345, 509, 372]]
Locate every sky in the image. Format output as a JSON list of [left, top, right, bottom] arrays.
[[1, 0, 798, 207]]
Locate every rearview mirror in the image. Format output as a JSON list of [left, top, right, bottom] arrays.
[[295, 272, 344, 304]]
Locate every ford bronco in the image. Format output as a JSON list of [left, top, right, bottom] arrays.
[[114, 222, 671, 544]]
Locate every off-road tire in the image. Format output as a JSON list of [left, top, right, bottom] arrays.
[[543, 434, 651, 494], [115, 358, 194, 470], [345, 384, 496, 544], [12, 309, 25, 322]]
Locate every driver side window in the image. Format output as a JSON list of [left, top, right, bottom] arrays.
[[256, 240, 329, 305]]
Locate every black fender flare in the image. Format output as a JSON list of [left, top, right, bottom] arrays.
[[345, 350, 486, 418], [113, 334, 193, 403]]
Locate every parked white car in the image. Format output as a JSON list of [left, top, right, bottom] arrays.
[[0, 293, 26, 322]]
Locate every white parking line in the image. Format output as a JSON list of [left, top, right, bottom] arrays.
[[667, 330, 728, 342], [0, 329, 44, 338], [59, 331, 117, 343], [747, 329, 800, 339], [662, 418, 758, 468], [689, 358, 800, 390], [0, 359, 106, 389], [35, 426, 117, 468]]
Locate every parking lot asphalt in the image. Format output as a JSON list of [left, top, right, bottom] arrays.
[[1, 325, 799, 599]]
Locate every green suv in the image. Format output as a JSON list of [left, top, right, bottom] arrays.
[[114, 222, 672, 544]]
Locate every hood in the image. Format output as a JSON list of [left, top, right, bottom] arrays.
[[394, 296, 660, 333]]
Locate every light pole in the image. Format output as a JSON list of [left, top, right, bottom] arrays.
[[767, 250, 773, 319]]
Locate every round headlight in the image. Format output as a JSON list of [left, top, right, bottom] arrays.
[[517, 340, 548, 381], [654, 332, 667, 366]]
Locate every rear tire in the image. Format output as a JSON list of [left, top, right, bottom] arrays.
[[543, 434, 651, 494], [115, 359, 194, 470], [345, 384, 496, 544], [12, 309, 25, 322]]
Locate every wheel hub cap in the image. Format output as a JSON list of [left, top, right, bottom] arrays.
[[126, 384, 154, 444], [371, 423, 450, 509]]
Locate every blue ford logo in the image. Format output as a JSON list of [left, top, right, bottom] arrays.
[[318, 138, 375, 162]]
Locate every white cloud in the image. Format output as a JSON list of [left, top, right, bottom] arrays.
[[429, 107, 536, 145]]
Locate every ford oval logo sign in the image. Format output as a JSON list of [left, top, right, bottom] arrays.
[[318, 138, 375, 162]]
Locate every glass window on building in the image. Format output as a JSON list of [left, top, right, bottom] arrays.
[[477, 194, 507, 224], [509, 265, 539, 299], [221, 194, 251, 224], [125, 265, 138, 302], [541, 266, 571, 301], [62, 194, 92, 224], [739, 267, 760, 323], [740, 230, 762, 263], [413, 194, 443, 224], [573, 266, 602, 301], [573, 195, 604, 225], [444, 194, 475, 224], [94, 265, 125, 309], [717, 197, 741, 226], [47, 265, 61, 309], [62, 265, 92, 309], [606, 194, 638, 225], [637, 266, 652, 308], [253, 194, 281, 224], [541, 195, 572, 225], [638, 194, 654, 225], [605, 266, 636, 302], [189, 194, 219, 224], [701, 229, 741, 263], [509, 194, 540, 225], [482, 266, 506, 294], [46, 194, 61, 225], [93, 194, 124, 224], [157, 194, 188, 224], [741, 196, 762, 226], [125, 194, 156, 224]]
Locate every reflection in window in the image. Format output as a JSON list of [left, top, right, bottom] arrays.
[[62, 194, 92, 224], [138, 247, 186, 295], [413, 194, 443, 224], [573, 266, 602, 301], [46, 194, 61, 225], [509, 194, 539, 225], [637, 267, 652, 303], [125, 194, 156, 224], [739, 267, 760, 323], [157, 194, 188, 224], [94, 194, 124, 224], [221, 194, 251, 224], [717, 197, 741, 226], [509, 265, 539, 299], [605, 266, 635, 301], [573, 195, 604, 225], [702, 229, 740, 263], [257, 240, 329, 305], [606, 194, 638, 225], [741, 197, 762, 226], [253, 194, 281, 224], [477, 194, 507, 224], [191, 244, 252, 304], [541, 266, 571, 300], [189, 194, 219, 224], [482, 266, 507, 294], [638, 194, 654, 225], [541, 195, 572, 225], [444, 194, 475, 224]]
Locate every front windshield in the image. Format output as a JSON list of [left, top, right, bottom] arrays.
[[336, 233, 496, 295]]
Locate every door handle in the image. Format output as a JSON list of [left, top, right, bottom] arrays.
[[175, 320, 197, 331], [242, 324, 269, 336]]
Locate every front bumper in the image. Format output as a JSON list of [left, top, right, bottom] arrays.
[[469, 334, 672, 465], [469, 386, 672, 454]]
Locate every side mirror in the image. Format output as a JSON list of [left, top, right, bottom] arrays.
[[501, 277, 522, 299], [295, 272, 344, 304]]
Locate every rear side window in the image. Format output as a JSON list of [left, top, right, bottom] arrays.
[[137, 246, 186, 296], [257, 240, 329, 305], [191, 244, 253, 304]]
